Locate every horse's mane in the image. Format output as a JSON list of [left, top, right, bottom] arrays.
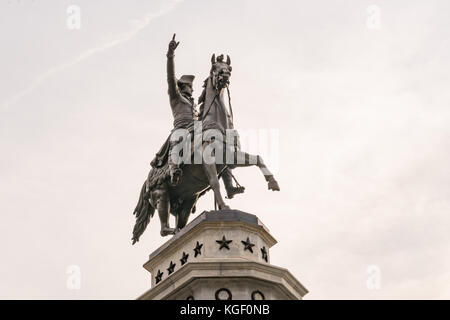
[[197, 77, 209, 119], [197, 77, 209, 104]]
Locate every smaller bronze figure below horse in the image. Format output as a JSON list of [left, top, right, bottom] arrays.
[[131, 35, 279, 244]]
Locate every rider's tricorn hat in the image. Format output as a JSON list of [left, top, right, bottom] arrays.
[[177, 75, 195, 86]]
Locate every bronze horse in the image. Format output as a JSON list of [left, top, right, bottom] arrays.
[[131, 54, 279, 244]]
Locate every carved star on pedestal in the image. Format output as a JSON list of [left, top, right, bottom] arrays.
[[241, 237, 255, 253], [167, 261, 176, 275], [155, 269, 163, 284], [194, 241, 203, 257], [261, 246, 268, 262], [216, 235, 233, 250], [180, 251, 189, 265]]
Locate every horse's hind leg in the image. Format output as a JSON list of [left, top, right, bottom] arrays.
[[175, 197, 196, 233], [233, 150, 280, 191], [151, 188, 175, 237]]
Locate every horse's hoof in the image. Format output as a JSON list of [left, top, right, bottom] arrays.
[[160, 227, 176, 237], [268, 177, 280, 191], [219, 205, 231, 210]]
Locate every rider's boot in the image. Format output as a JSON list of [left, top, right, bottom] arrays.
[[170, 166, 182, 185], [168, 154, 182, 185], [222, 168, 245, 199]]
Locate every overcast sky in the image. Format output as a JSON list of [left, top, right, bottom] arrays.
[[1, 0, 449, 299]]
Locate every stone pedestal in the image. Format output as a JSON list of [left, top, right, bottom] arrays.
[[137, 210, 308, 300]]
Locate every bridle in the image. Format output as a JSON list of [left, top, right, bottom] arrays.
[[201, 76, 233, 125]]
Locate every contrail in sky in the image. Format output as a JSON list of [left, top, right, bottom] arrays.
[[1, 1, 181, 109]]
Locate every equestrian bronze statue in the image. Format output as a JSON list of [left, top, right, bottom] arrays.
[[131, 34, 280, 244]]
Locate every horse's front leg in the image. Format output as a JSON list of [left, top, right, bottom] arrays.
[[233, 150, 280, 191], [175, 197, 197, 232]]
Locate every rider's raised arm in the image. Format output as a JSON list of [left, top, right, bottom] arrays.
[[167, 34, 180, 99], [167, 51, 178, 98]]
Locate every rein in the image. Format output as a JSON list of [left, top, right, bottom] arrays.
[[201, 80, 234, 125], [226, 85, 234, 124]]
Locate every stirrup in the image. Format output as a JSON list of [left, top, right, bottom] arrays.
[[225, 186, 245, 199]]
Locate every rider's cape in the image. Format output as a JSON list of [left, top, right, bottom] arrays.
[[150, 118, 195, 168], [150, 135, 171, 168]]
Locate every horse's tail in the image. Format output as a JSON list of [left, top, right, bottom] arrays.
[[131, 181, 155, 245]]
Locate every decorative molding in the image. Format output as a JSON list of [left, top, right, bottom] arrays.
[[138, 261, 308, 300], [215, 288, 232, 300]]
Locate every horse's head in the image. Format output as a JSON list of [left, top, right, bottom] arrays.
[[210, 54, 232, 91]]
